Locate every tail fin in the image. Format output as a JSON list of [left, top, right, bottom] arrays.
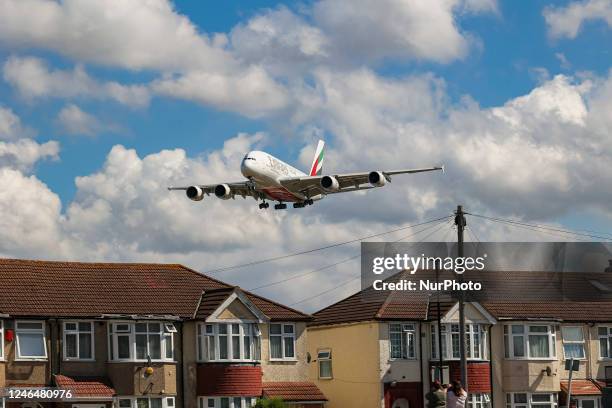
[[309, 140, 325, 176]]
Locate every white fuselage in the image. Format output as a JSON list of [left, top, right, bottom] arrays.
[[240, 150, 319, 202]]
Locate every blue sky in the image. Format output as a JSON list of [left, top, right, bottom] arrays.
[[0, 0, 611, 309], [3, 0, 610, 204]]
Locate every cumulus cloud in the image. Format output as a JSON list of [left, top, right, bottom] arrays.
[[151, 66, 290, 118], [57, 104, 114, 136], [3, 56, 151, 108], [231, 0, 497, 73], [0, 106, 59, 171], [0, 0, 234, 72], [0, 106, 34, 140], [544, 0, 612, 39]]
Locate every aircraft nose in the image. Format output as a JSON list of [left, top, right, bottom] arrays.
[[241, 157, 253, 177]]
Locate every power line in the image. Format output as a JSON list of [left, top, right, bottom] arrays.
[[249, 217, 452, 291], [204, 215, 451, 274], [467, 213, 611, 241], [289, 218, 453, 307]]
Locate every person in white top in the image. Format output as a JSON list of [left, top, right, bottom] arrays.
[[446, 380, 467, 408]]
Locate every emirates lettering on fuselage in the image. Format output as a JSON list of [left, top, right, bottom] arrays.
[[267, 155, 293, 177]]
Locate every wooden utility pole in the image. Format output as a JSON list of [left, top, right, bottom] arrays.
[[455, 205, 468, 389]]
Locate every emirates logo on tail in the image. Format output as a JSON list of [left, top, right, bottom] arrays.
[[309, 140, 325, 176]]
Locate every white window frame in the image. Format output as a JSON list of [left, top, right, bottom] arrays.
[[318, 348, 332, 379], [198, 396, 256, 408], [15, 320, 48, 360], [108, 321, 175, 362], [598, 326, 612, 360], [506, 392, 558, 408], [561, 326, 586, 360], [576, 396, 600, 408], [116, 397, 175, 408], [0, 320, 4, 361], [269, 322, 296, 361], [468, 393, 491, 408], [431, 323, 488, 361], [197, 323, 260, 363], [504, 324, 557, 360], [389, 323, 416, 360], [63, 321, 95, 361]]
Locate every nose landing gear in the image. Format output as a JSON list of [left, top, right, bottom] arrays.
[[259, 202, 269, 209]]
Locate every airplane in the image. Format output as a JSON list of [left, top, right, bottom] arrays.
[[168, 140, 444, 210]]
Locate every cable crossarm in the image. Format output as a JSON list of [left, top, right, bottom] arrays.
[[248, 217, 451, 291], [204, 215, 452, 274], [466, 212, 612, 241]]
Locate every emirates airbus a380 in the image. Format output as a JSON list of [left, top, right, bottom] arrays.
[[169, 140, 443, 210]]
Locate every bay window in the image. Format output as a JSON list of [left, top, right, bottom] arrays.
[[468, 393, 491, 408], [197, 323, 260, 362], [561, 326, 585, 359], [389, 323, 416, 359], [269, 323, 296, 360], [504, 324, 556, 359], [117, 397, 175, 408], [108, 322, 175, 362], [198, 396, 256, 408], [64, 321, 94, 360], [431, 323, 487, 360], [15, 321, 47, 360], [506, 393, 558, 408], [598, 326, 612, 359]]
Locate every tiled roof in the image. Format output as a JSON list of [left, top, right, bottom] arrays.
[[560, 379, 604, 396], [0, 258, 309, 321], [262, 382, 327, 401], [54, 375, 115, 398], [312, 269, 612, 326]]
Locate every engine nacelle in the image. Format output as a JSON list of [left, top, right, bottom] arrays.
[[186, 186, 204, 201], [368, 171, 387, 187], [214, 184, 232, 200], [320, 175, 340, 192]]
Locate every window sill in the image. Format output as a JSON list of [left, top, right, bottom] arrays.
[[107, 360, 177, 364], [269, 358, 298, 362], [388, 358, 418, 362], [503, 358, 557, 361], [14, 358, 48, 362], [63, 359, 96, 362]]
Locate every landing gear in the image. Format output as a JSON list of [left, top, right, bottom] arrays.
[[293, 202, 305, 208], [305, 199, 314, 205], [259, 202, 269, 209], [274, 203, 287, 210]]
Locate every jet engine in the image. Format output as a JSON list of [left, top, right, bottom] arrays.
[[320, 175, 340, 192], [368, 171, 387, 187], [214, 184, 232, 199], [186, 186, 204, 201]]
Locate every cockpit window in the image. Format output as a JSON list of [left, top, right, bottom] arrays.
[[243, 157, 256, 161]]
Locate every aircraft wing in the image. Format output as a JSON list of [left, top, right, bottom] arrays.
[[279, 166, 444, 196], [167, 181, 259, 199]]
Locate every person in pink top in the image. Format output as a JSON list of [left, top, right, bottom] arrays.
[[447, 380, 467, 408]]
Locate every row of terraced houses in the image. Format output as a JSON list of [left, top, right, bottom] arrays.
[[1, 259, 612, 408]]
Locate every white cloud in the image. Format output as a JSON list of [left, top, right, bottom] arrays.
[[0, 0, 234, 72], [544, 0, 612, 39], [0, 106, 34, 140], [0, 105, 59, 171], [3, 56, 151, 108], [0, 139, 59, 172], [230, 0, 497, 73], [57, 104, 110, 136], [152, 66, 290, 118]]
